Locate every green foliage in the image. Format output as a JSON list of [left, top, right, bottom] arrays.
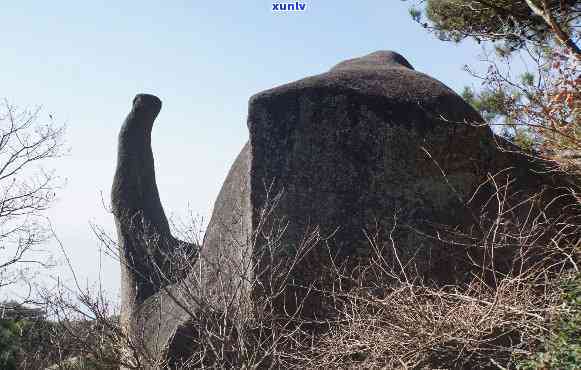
[[408, 7, 421, 23], [521, 72, 535, 87], [0, 312, 118, 369], [461, 86, 510, 122], [461, 86, 535, 150], [0, 319, 26, 370], [519, 274, 581, 369], [411, 0, 579, 52]]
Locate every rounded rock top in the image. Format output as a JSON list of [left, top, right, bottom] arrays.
[[250, 49, 462, 107], [132, 94, 162, 113], [330, 50, 414, 72]]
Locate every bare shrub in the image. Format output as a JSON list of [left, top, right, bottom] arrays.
[[130, 190, 328, 368], [0, 99, 65, 295], [29, 169, 579, 369], [301, 168, 579, 369]]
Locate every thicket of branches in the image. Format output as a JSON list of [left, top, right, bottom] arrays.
[[408, 0, 581, 367], [16, 171, 579, 369], [410, 0, 580, 175], [0, 99, 65, 294], [0, 99, 66, 369]]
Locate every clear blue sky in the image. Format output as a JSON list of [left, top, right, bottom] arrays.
[[1, 1, 487, 302]]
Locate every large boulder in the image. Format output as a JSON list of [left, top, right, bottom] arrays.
[[112, 51, 572, 367]]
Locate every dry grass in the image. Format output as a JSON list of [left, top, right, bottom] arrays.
[[304, 278, 562, 369]]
